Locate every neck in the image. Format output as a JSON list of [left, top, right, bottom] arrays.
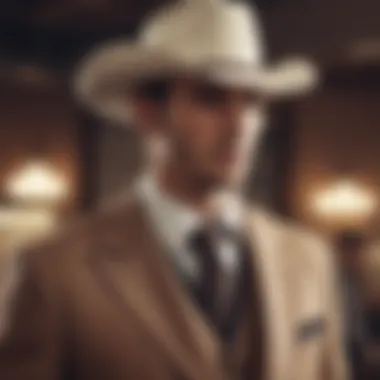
[[156, 162, 215, 214]]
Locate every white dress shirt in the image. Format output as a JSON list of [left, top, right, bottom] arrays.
[[137, 174, 243, 314]]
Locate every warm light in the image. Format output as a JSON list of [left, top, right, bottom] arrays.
[[6, 160, 69, 204], [347, 38, 380, 62], [312, 180, 377, 226], [0, 208, 55, 230], [0, 207, 58, 251]]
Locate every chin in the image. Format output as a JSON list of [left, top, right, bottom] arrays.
[[194, 164, 244, 191], [208, 169, 242, 190]]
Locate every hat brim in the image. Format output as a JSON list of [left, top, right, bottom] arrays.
[[74, 40, 319, 125]]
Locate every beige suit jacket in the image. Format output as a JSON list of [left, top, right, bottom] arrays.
[[0, 191, 347, 380]]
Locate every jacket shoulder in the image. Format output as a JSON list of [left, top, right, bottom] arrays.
[[14, 191, 141, 274], [250, 207, 334, 273], [0, 193, 142, 325]]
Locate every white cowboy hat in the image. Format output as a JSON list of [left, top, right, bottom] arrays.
[[74, 0, 319, 125]]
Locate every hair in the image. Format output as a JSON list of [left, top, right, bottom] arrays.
[[131, 77, 171, 103]]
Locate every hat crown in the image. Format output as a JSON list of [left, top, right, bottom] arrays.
[[74, 0, 318, 125], [139, 0, 265, 66]]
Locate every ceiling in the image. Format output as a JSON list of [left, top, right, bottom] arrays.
[[0, 0, 163, 75], [0, 0, 284, 74], [0, 0, 281, 31], [0, 0, 159, 30], [2, 0, 378, 90]]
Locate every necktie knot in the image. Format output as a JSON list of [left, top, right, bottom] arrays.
[[188, 228, 214, 254]]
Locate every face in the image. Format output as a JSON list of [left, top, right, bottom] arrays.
[[160, 78, 267, 190]]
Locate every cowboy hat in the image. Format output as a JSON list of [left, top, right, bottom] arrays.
[[74, 0, 319, 125]]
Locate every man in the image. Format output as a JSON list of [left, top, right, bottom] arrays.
[[0, 1, 346, 380]]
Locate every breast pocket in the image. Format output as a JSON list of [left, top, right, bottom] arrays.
[[296, 316, 326, 344], [289, 276, 325, 380]]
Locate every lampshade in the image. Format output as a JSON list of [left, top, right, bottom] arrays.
[[5, 160, 69, 204], [312, 179, 378, 227]]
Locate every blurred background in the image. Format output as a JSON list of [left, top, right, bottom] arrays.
[[0, 0, 380, 378]]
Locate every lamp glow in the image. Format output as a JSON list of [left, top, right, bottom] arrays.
[[6, 160, 69, 204], [312, 180, 377, 225]]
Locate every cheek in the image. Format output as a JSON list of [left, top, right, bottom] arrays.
[[240, 109, 267, 151], [169, 103, 222, 152], [190, 110, 224, 147]]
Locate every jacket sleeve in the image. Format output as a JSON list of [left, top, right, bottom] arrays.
[[320, 241, 350, 380], [0, 249, 61, 379]]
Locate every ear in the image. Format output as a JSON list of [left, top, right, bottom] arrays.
[[130, 97, 164, 134]]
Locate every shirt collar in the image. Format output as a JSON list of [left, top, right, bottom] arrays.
[[137, 173, 243, 252]]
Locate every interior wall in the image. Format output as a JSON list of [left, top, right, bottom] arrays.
[[289, 90, 380, 230], [287, 90, 380, 301], [97, 125, 142, 204], [264, 0, 380, 58], [0, 85, 80, 210]]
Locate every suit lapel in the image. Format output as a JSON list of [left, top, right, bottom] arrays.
[[244, 210, 292, 380], [89, 191, 293, 380], [89, 194, 226, 380]]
